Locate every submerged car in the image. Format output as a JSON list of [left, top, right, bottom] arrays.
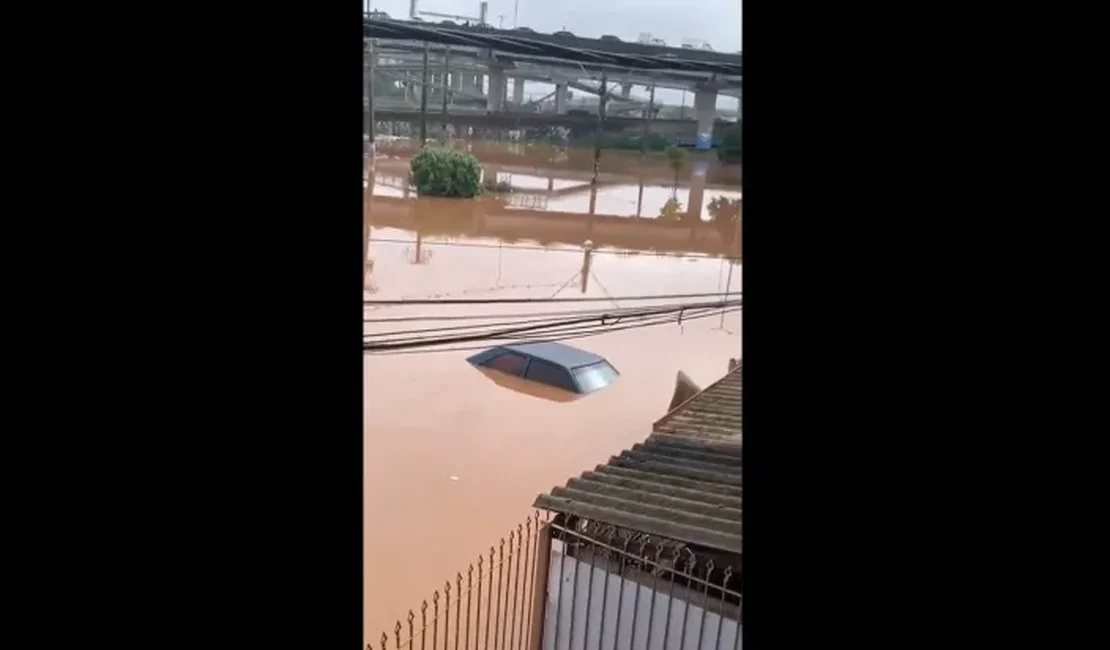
[[466, 342, 619, 399]]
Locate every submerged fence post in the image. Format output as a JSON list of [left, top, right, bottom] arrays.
[[721, 261, 735, 328], [580, 241, 594, 294]]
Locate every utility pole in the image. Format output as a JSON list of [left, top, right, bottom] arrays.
[[419, 41, 430, 145], [366, 40, 376, 149], [513, 0, 519, 28], [363, 18, 375, 293], [442, 46, 450, 117], [592, 74, 607, 185]]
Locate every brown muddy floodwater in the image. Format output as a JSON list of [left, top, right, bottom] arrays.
[[363, 167, 741, 642]]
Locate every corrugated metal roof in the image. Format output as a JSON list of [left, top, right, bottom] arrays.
[[653, 364, 741, 442], [533, 367, 742, 553]]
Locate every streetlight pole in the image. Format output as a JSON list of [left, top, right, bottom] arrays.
[[419, 41, 430, 145], [442, 46, 450, 119]]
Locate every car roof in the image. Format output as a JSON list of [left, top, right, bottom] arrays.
[[500, 341, 606, 369]]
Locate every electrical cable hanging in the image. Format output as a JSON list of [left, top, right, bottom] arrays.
[[365, 306, 741, 355], [364, 303, 681, 323], [363, 299, 738, 341], [364, 300, 740, 351], [364, 305, 741, 355], [365, 303, 692, 336], [365, 299, 739, 349]]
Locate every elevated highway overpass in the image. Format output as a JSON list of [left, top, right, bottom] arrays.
[[366, 107, 732, 144], [365, 17, 740, 147]]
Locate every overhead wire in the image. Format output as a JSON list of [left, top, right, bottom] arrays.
[[490, 304, 735, 341], [365, 306, 740, 356], [363, 299, 740, 351], [365, 301, 703, 335], [363, 299, 738, 340], [364, 304, 741, 356], [364, 303, 681, 323]]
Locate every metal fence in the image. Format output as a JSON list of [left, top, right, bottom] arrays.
[[368, 512, 551, 650], [545, 520, 741, 650]]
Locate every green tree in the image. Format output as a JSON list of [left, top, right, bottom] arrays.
[[664, 145, 688, 197], [707, 195, 741, 243], [409, 146, 483, 198], [707, 196, 741, 224]]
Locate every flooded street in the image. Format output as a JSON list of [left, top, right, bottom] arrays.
[[363, 160, 741, 641]]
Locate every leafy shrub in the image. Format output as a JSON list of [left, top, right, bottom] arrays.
[[708, 196, 741, 224], [659, 197, 685, 220], [409, 147, 483, 198]]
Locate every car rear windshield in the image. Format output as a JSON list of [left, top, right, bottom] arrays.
[[571, 362, 619, 393]]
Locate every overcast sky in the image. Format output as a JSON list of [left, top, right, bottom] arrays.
[[369, 0, 741, 51]]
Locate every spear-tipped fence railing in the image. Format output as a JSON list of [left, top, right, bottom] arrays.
[[543, 519, 741, 650], [369, 511, 551, 650]]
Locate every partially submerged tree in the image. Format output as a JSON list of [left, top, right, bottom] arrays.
[[409, 146, 483, 198], [664, 145, 688, 197], [659, 197, 685, 220]]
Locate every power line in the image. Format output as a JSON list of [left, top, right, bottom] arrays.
[[364, 299, 740, 350], [364, 303, 668, 323], [366, 305, 740, 355], [363, 291, 741, 306], [364, 299, 738, 340], [485, 304, 733, 341], [365, 301, 703, 335], [364, 305, 740, 355]]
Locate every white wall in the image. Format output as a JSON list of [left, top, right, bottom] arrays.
[[543, 541, 741, 650]]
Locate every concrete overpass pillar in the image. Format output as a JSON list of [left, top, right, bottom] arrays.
[[512, 78, 524, 106], [555, 83, 568, 114], [462, 73, 478, 94], [452, 72, 463, 91], [621, 82, 632, 98], [487, 69, 506, 112], [694, 89, 718, 150], [686, 161, 708, 222]]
